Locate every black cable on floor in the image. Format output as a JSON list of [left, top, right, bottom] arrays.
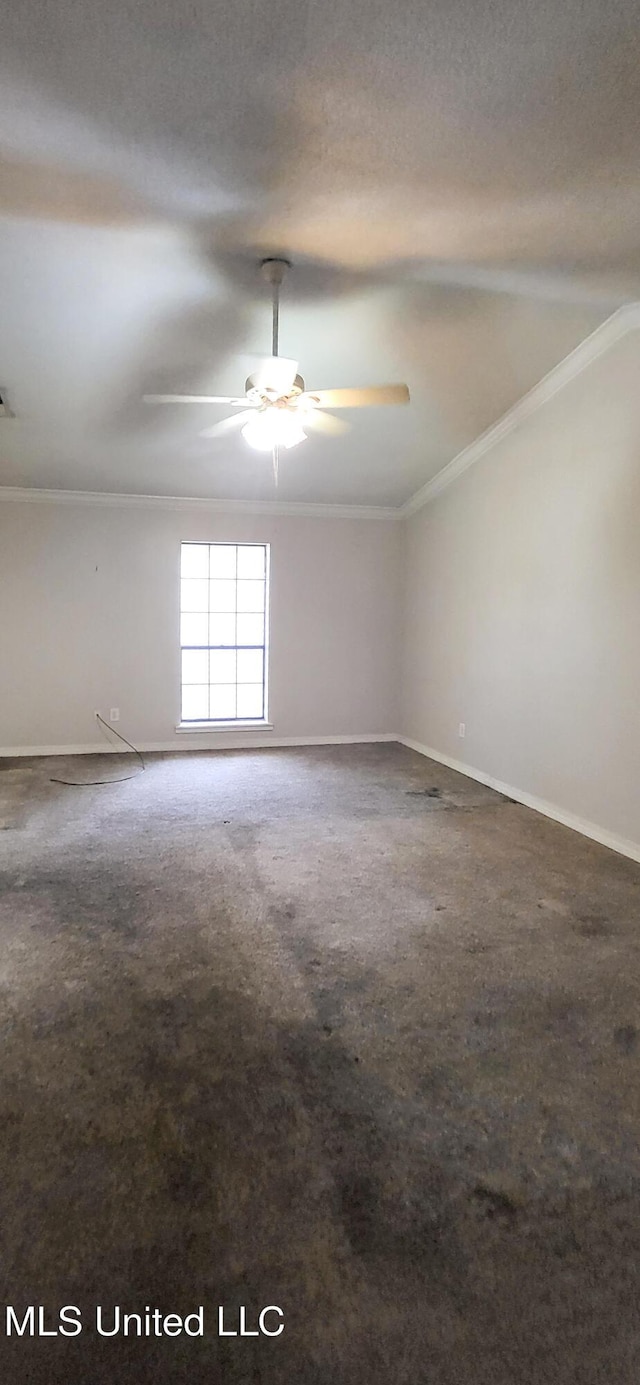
[[50, 714, 146, 787]]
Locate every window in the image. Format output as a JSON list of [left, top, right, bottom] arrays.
[[180, 542, 269, 724]]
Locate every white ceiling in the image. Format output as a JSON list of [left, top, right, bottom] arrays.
[[1, 0, 639, 506]]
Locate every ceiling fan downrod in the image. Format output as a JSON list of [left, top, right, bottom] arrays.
[[261, 257, 291, 359]]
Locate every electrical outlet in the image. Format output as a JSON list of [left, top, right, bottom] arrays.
[[109, 708, 120, 722], [458, 722, 466, 738]]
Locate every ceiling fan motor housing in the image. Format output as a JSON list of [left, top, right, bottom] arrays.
[[245, 372, 305, 405]]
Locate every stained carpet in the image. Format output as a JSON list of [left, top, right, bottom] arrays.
[[0, 743, 639, 1383]]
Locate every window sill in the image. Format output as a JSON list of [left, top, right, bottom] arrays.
[[176, 721, 273, 733]]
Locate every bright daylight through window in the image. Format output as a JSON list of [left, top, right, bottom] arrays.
[[180, 542, 269, 724]]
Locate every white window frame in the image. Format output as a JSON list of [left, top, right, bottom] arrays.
[[178, 541, 271, 729]]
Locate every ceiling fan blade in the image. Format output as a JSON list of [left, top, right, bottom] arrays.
[[143, 394, 247, 405], [251, 357, 298, 397], [302, 384, 410, 409], [199, 409, 256, 439], [301, 408, 350, 436]]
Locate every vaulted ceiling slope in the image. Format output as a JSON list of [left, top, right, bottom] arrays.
[[0, 0, 639, 506]]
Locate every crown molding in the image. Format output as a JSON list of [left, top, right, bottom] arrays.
[[401, 303, 640, 517], [0, 487, 400, 520]]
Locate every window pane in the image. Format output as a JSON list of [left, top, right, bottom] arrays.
[[210, 649, 236, 683], [181, 578, 209, 612], [210, 579, 237, 612], [209, 685, 237, 719], [236, 613, 264, 645], [181, 544, 209, 579], [209, 544, 237, 579], [236, 684, 263, 719], [182, 649, 209, 684], [180, 541, 269, 724], [181, 613, 208, 646], [237, 648, 263, 683], [209, 613, 236, 646], [182, 685, 209, 720], [237, 545, 265, 579], [236, 580, 265, 613]]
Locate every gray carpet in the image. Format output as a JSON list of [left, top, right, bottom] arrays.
[[0, 742, 639, 1383]]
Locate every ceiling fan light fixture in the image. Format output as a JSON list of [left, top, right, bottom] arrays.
[[241, 409, 307, 452]]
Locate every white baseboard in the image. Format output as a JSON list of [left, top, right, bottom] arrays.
[[399, 735, 640, 866], [6, 727, 637, 866], [0, 732, 398, 758]]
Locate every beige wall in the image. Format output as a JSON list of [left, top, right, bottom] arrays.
[[401, 325, 640, 854], [0, 501, 400, 750]]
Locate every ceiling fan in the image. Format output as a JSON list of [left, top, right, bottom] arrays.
[[144, 258, 410, 476]]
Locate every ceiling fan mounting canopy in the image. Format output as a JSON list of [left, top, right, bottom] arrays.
[[260, 256, 291, 287]]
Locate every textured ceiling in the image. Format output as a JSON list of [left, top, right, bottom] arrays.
[[0, 0, 639, 505]]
